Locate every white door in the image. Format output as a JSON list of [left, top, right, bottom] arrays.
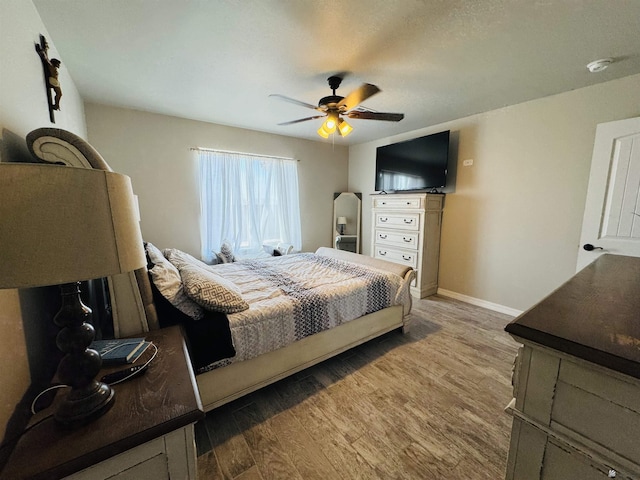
[[577, 117, 640, 271]]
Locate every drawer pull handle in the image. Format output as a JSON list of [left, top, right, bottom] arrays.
[[378, 251, 387, 256], [380, 217, 388, 222], [379, 234, 387, 239], [403, 219, 413, 224], [406, 202, 411, 205], [403, 237, 411, 242], [402, 255, 412, 261], [381, 201, 386, 205]]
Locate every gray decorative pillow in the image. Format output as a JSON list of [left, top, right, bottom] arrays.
[[217, 241, 235, 263], [178, 263, 249, 314], [145, 243, 204, 320]]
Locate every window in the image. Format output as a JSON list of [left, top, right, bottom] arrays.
[[197, 149, 302, 262]]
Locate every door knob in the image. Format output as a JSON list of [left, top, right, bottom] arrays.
[[583, 244, 603, 251]]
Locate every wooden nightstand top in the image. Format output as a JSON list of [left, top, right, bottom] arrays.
[[1, 326, 204, 480]]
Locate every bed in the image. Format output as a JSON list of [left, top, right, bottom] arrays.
[[144, 243, 415, 411], [25, 127, 415, 412]]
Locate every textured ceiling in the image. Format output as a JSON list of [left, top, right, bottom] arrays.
[[34, 0, 640, 145]]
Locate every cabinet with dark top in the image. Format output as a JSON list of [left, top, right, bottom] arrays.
[[1, 325, 204, 480], [504, 255, 640, 480]]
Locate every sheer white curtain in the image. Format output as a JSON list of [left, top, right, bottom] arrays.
[[198, 150, 302, 262]]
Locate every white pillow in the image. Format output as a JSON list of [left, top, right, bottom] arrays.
[[164, 248, 211, 270], [146, 241, 171, 267], [178, 263, 249, 314], [145, 243, 204, 320]]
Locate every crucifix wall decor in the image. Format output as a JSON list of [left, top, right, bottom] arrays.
[[35, 34, 62, 123]]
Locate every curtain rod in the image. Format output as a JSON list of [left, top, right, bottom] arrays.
[[190, 147, 299, 162]]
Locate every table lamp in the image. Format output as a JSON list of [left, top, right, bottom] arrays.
[[0, 163, 146, 426], [337, 216, 347, 235]]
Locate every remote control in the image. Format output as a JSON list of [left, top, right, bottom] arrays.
[[101, 364, 147, 384]]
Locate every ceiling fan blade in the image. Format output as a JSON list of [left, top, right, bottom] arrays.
[[337, 84, 381, 111], [347, 111, 404, 122], [278, 115, 325, 126], [270, 94, 323, 111]]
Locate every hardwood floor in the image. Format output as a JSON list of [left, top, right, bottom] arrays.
[[195, 295, 520, 479]]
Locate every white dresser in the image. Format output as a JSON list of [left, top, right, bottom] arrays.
[[504, 255, 640, 480], [370, 193, 444, 298]]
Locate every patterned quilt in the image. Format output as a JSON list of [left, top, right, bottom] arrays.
[[198, 253, 409, 373]]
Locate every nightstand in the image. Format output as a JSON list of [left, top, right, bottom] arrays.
[[1, 325, 204, 480], [334, 234, 358, 252]]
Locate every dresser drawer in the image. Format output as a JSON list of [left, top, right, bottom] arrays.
[[374, 230, 419, 249], [375, 213, 420, 231], [507, 420, 624, 480], [551, 361, 640, 465], [373, 196, 423, 209], [541, 441, 623, 480], [373, 246, 418, 268]]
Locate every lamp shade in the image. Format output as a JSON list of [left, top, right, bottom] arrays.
[[317, 125, 330, 139], [338, 119, 353, 137], [0, 163, 146, 289], [337, 216, 347, 226]]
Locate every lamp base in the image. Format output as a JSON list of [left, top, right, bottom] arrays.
[[54, 380, 114, 427], [54, 282, 115, 427]]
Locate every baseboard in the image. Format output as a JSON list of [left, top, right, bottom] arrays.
[[436, 288, 523, 317]]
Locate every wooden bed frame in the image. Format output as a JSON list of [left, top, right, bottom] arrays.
[[198, 305, 406, 410], [26, 128, 415, 412]]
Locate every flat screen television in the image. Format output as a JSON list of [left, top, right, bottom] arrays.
[[375, 130, 450, 192]]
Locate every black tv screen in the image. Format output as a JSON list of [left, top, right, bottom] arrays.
[[375, 130, 450, 192]]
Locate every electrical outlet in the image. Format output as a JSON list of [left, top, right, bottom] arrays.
[[463, 159, 474, 167]]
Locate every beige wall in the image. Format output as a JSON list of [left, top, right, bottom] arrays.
[[84, 104, 349, 257], [2, 0, 634, 450], [350, 74, 640, 312], [0, 0, 87, 438]]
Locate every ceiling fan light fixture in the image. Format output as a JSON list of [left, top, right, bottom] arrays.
[[324, 114, 338, 133], [338, 118, 353, 137], [274, 75, 403, 138], [317, 125, 330, 138]]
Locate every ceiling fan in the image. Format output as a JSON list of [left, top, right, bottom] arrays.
[[270, 75, 404, 138]]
